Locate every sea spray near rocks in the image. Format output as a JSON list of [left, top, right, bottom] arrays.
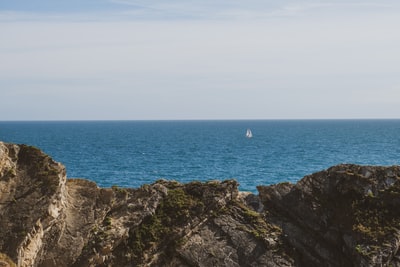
[[1, 141, 400, 266]]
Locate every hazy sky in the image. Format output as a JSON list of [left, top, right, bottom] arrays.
[[1, 0, 400, 120]]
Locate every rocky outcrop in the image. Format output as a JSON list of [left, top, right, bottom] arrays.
[[0, 142, 66, 267], [258, 164, 400, 266], [1, 141, 400, 266], [0, 142, 293, 266]]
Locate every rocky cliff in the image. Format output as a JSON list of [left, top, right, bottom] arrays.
[[259, 164, 400, 266], [1, 142, 400, 266]]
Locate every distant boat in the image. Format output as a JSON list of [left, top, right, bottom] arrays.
[[246, 128, 253, 138]]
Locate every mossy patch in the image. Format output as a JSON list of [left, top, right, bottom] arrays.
[[128, 187, 205, 264], [111, 185, 128, 198], [232, 201, 281, 244], [351, 186, 400, 258]]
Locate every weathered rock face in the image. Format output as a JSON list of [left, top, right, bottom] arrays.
[[0, 142, 293, 267], [258, 164, 400, 266], [0, 142, 66, 267], [1, 142, 400, 267]]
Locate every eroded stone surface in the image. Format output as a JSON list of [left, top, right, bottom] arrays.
[[1, 142, 400, 267], [0, 142, 292, 267], [258, 164, 400, 266]]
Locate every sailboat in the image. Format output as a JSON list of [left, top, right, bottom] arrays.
[[246, 128, 253, 138]]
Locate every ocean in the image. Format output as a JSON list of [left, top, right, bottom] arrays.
[[1, 120, 400, 193]]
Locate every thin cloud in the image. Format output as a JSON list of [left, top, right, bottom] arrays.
[[1, 1, 399, 22], [0, 11, 66, 22], [109, 0, 400, 20], [1, 0, 400, 120]]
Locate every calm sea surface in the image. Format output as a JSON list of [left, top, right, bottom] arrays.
[[1, 120, 400, 193]]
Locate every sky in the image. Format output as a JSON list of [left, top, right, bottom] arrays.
[[1, 0, 400, 120]]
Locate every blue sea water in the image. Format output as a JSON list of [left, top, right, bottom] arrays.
[[1, 120, 400, 193]]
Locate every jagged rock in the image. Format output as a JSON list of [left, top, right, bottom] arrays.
[[258, 164, 400, 266], [0, 142, 66, 267], [1, 142, 400, 267], [0, 142, 293, 266]]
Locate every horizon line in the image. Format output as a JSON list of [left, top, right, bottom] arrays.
[[1, 118, 400, 122]]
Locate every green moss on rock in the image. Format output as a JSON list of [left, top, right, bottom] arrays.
[[128, 186, 206, 263]]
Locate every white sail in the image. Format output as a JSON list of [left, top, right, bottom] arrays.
[[246, 129, 253, 138]]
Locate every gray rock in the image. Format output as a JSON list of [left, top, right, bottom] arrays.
[[1, 143, 400, 267], [258, 164, 400, 266]]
